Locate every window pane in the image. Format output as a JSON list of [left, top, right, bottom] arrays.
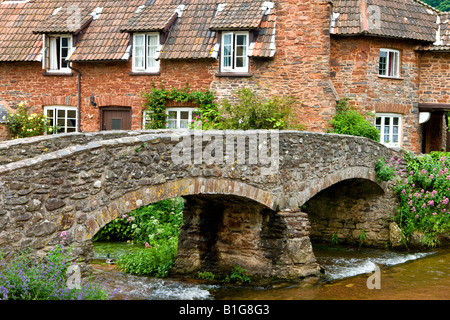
[[61, 37, 69, 48], [384, 117, 390, 126], [180, 120, 189, 129], [166, 120, 177, 129], [236, 35, 246, 46], [180, 111, 189, 120], [393, 117, 399, 126], [135, 35, 145, 46], [236, 57, 244, 68], [223, 34, 232, 45], [58, 109, 65, 118], [168, 111, 177, 120], [111, 119, 122, 130], [379, 51, 387, 76], [67, 110, 76, 119]]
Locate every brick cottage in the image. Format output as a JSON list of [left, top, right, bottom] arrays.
[[0, 0, 449, 154]]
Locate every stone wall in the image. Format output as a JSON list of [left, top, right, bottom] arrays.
[[0, 131, 401, 279]]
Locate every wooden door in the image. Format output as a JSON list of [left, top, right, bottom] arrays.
[[101, 107, 132, 131]]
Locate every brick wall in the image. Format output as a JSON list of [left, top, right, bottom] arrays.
[[330, 36, 422, 153], [212, 0, 337, 133], [0, 0, 336, 135], [419, 51, 450, 104]]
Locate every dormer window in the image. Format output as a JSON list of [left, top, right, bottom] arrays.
[[221, 31, 249, 73], [132, 33, 160, 73], [43, 35, 73, 73]]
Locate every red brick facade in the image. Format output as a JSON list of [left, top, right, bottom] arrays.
[[330, 36, 423, 153], [0, 0, 449, 154]]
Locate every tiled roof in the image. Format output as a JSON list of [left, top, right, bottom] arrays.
[[0, 0, 277, 62], [120, 3, 180, 33], [422, 12, 450, 50], [331, 0, 439, 42], [32, 4, 96, 34], [209, 1, 266, 30]]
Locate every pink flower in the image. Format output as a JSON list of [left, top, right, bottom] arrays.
[[432, 212, 437, 216], [60, 231, 67, 238], [421, 169, 427, 175], [415, 215, 419, 219], [429, 174, 434, 179], [428, 200, 435, 206], [122, 214, 128, 219]]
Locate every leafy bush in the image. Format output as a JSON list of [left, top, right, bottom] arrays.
[[0, 245, 109, 300], [117, 238, 178, 277], [216, 88, 304, 130], [95, 198, 184, 278], [93, 198, 184, 245], [329, 98, 379, 142], [375, 157, 396, 182], [395, 152, 450, 247], [4, 103, 52, 139], [223, 265, 251, 285]]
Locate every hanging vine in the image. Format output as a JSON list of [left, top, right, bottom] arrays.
[[141, 83, 220, 130]]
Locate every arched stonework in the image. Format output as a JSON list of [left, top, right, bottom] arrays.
[[0, 130, 405, 280]]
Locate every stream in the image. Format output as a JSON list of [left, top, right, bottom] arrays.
[[91, 242, 449, 300]]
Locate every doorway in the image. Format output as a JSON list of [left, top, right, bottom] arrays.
[[101, 107, 132, 131]]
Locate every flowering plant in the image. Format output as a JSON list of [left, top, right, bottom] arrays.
[[4, 102, 52, 139], [395, 152, 450, 247]]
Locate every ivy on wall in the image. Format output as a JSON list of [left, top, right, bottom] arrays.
[[141, 83, 219, 130]]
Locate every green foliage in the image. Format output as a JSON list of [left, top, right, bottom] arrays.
[[223, 265, 251, 285], [358, 229, 367, 247], [95, 198, 184, 277], [141, 83, 218, 130], [197, 271, 216, 281], [329, 98, 379, 142], [93, 198, 184, 245], [4, 103, 52, 139], [375, 158, 396, 182], [395, 152, 450, 247], [0, 245, 109, 300], [117, 238, 178, 278], [331, 232, 339, 245], [216, 88, 305, 130], [422, 0, 450, 11]]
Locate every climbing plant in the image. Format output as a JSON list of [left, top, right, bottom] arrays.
[[141, 83, 219, 130]]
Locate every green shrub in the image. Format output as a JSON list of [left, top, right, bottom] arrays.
[[223, 265, 251, 285], [117, 238, 178, 277], [197, 271, 216, 281], [4, 103, 52, 139], [395, 152, 450, 247], [329, 98, 379, 142], [375, 157, 396, 182], [217, 88, 304, 130]]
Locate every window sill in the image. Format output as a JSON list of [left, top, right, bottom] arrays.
[[43, 71, 74, 77], [378, 75, 403, 81], [129, 71, 160, 76], [215, 72, 252, 78]]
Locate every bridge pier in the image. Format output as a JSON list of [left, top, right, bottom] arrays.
[[172, 195, 321, 281]]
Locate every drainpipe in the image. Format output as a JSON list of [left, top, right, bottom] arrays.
[[69, 65, 82, 133]]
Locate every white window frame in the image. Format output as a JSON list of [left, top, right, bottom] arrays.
[[379, 48, 400, 78], [375, 113, 402, 148], [221, 31, 249, 73], [44, 34, 73, 73], [165, 108, 199, 129], [44, 106, 78, 134], [132, 33, 160, 73]]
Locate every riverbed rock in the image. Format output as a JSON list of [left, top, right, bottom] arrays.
[[389, 222, 404, 248]]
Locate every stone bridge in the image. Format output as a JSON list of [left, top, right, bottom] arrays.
[[0, 130, 403, 280]]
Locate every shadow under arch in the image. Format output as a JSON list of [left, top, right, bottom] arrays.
[[82, 177, 279, 241], [301, 176, 394, 247], [74, 178, 282, 277]]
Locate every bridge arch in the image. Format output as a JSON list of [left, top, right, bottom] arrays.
[[0, 130, 404, 280]]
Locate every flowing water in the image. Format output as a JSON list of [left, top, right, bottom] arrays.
[[91, 242, 450, 300]]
